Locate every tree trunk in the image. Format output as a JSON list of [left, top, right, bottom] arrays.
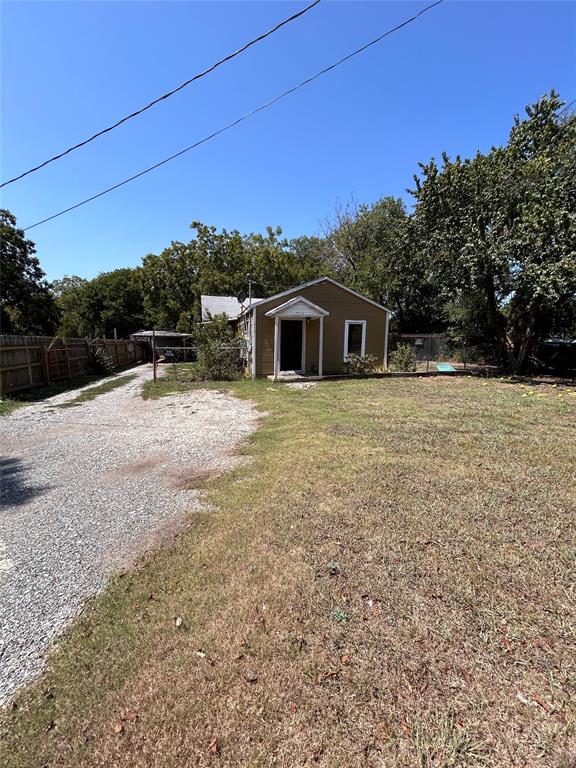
[[483, 272, 512, 368], [514, 309, 539, 374]]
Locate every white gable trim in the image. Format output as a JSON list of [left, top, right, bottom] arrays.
[[250, 276, 391, 314], [265, 295, 329, 318]]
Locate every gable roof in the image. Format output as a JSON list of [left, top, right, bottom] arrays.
[[249, 277, 391, 313], [201, 294, 263, 321], [264, 295, 330, 318]]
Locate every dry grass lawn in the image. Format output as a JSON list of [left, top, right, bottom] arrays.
[[1, 374, 575, 767]]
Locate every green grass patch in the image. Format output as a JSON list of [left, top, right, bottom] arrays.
[[1, 366, 144, 417], [0, 399, 25, 417], [52, 373, 138, 408], [1, 372, 575, 767], [0, 374, 110, 417]]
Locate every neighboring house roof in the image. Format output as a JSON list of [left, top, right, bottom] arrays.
[[248, 277, 392, 313], [201, 295, 263, 321]]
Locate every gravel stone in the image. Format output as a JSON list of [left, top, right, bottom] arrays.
[[0, 366, 257, 706]]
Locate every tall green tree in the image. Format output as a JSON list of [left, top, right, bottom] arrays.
[[411, 91, 575, 371], [140, 240, 201, 330], [322, 197, 444, 331], [52, 275, 89, 337], [504, 93, 576, 369], [286, 235, 331, 282], [0, 209, 58, 335], [140, 222, 329, 329], [55, 269, 145, 338]]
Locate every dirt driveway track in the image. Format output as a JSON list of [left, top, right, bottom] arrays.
[[0, 366, 256, 706]]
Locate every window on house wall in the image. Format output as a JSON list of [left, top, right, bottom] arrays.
[[344, 320, 366, 360]]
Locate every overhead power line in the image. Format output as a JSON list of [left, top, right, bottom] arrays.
[[0, 0, 321, 189], [23, 0, 445, 231]]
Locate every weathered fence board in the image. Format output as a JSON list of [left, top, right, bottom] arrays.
[[0, 335, 146, 396]]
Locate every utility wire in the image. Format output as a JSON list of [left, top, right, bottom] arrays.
[[552, 97, 575, 117], [23, 0, 445, 231], [1, 0, 321, 189]]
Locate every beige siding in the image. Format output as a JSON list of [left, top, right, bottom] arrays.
[[254, 281, 388, 377]]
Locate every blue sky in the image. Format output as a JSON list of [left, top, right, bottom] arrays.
[[1, 1, 575, 282]]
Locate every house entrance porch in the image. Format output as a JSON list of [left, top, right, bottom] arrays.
[[265, 296, 329, 381]]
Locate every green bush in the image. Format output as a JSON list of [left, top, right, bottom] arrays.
[[88, 346, 114, 375], [346, 353, 377, 374], [389, 344, 417, 372], [454, 345, 485, 364], [190, 314, 243, 381]]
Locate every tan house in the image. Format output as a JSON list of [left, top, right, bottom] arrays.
[[220, 277, 391, 379]]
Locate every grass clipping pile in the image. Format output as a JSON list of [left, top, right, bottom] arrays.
[[1, 375, 575, 767]]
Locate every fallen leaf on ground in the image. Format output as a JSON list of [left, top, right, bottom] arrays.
[[460, 668, 473, 686], [532, 693, 550, 711], [501, 633, 512, 652]]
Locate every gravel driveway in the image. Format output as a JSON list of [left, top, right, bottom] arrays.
[[0, 366, 257, 706]]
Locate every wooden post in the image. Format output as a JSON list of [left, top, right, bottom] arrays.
[[25, 346, 33, 386], [318, 317, 324, 377], [273, 317, 280, 381], [383, 311, 390, 370], [44, 346, 51, 384], [152, 330, 157, 382], [64, 337, 71, 378], [251, 309, 257, 380]]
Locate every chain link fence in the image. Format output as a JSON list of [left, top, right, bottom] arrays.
[[389, 334, 471, 372]]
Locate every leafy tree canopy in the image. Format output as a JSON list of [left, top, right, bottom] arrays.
[[0, 209, 58, 335], [140, 222, 328, 330], [410, 90, 575, 371], [55, 269, 145, 338], [321, 197, 445, 332]]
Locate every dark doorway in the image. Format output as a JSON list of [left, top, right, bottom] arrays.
[[280, 320, 303, 370]]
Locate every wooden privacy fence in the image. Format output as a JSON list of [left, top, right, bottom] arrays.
[[0, 335, 145, 396], [46, 337, 90, 382]]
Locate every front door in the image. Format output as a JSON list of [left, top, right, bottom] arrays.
[[280, 320, 303, 371]]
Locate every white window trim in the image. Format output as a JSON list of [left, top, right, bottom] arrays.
[[343, 320, 367, 361]]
